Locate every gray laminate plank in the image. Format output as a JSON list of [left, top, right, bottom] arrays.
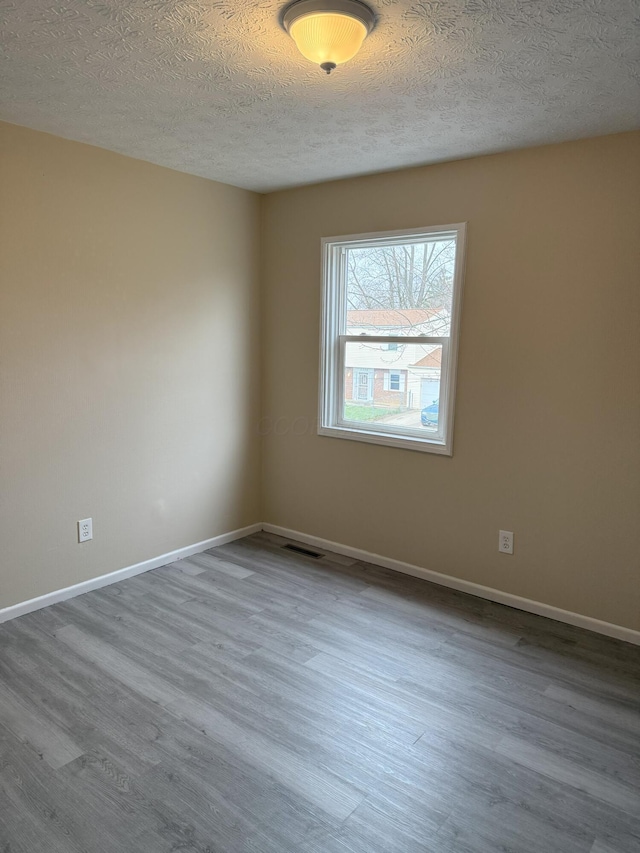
[[247, 610, 442, 681], [171, 559, 207, 576], [0, 681, 83, 770], [495, 734, 640, 816], [216, 536, 376, 598], [124, 568, 265, 617], [54, 622, 367, 822], [591, 841, 634, 853], [0, 726, 118, 853], [57, 592, 195, 656], [411, 724, 640, 852], [500, 710, 640, 789], [1, 531, 639, 853], [137, 721, 339, 853], [188, 551, 256, 578], [357, 583, 525, 648], [165, 690, 366, 821], [544, 683, 640, 735], [332, 787, 451, 852], [0, 630, 163, 776], [183, 599, 320, 662], [111, 590, 262, 651], [434, 797, 594, 853], [305, 651, 503, 749], [436, 628, 639, 706], [54, 623, 185, 706], [178, 642, 423, 750]]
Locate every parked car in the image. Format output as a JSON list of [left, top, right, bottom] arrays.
[[421, 400, 439, 427]]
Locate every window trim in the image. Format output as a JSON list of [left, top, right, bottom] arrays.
[[318, 223, 466, 455]]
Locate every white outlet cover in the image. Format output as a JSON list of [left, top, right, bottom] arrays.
[[78, 518, 93, 543], [499, 530, 514, 554]]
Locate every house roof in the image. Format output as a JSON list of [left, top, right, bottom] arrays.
[[411, 349, 442, 368], [346, 309, 442, 328]]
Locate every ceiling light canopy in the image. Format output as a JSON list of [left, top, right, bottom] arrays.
[[283, 0, 375, 74]]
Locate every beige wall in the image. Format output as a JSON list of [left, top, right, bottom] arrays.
[[0, 122, 261, 609], [2, 122, 638, 633], [261, 132, 640, 632]]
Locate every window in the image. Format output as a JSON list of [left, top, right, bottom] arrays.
[[319, 224, 466, 454], [386, 371, 405, 392]]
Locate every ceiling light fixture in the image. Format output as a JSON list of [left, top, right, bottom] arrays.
[[283, 0, 375, 75]]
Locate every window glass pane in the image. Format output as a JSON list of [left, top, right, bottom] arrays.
[[345, 237, 456, 337], [342, 342, 442, 432]]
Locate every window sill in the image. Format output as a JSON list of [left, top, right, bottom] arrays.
[[318, 424, 452, 455]]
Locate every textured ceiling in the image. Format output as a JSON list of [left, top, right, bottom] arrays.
[[1, 0, 639, 192]]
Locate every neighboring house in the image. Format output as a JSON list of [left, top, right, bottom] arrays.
[[344, 309, 446, 411]]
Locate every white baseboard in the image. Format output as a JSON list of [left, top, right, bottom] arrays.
[[3, 520, 638, 647], [0, 523, 262, 625], [262, 523, 640, 647]]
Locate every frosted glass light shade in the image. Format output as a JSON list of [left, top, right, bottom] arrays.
[[289, 13, 367, 67], [283, 0, 375, 73]]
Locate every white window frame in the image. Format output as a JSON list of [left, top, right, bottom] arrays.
[[318, 224, 466, 455]]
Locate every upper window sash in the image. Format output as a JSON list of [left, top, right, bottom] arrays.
[[329, 230, 459, 254]]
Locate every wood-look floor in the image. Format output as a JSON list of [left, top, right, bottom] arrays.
[[0, 532, 638, 853]]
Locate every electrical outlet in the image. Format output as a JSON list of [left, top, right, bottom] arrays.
[[498, 530, 514, 554], [78, 518, 93, 543]]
